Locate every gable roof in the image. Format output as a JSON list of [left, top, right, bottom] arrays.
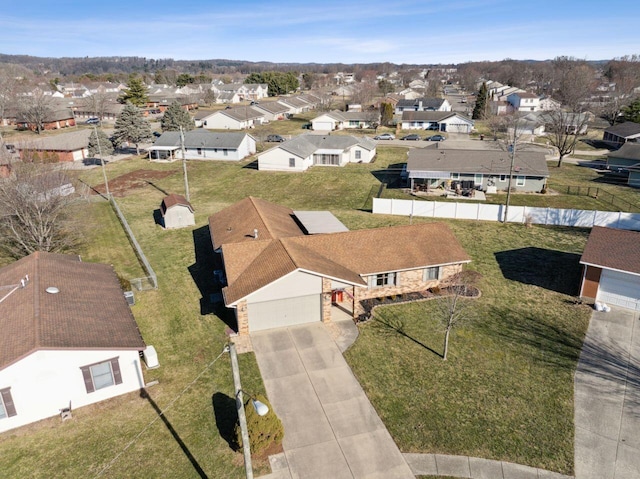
[[580, 226, 640, 275], [275, 134, 376, 159], [0, 252, 145, 371], [161, 193, 193, 213], [604, 121, 640, 137], [396, 98, 446, 109], [222, 222, 471, 305], [401, 111, 470, 123], [17, 129, 91, 152], [208, 196, 305, 251], [253, 101, 290, 115], [608, 142, 640, 161], [153, 130, 249, 149], [407, 149, 549, 177]]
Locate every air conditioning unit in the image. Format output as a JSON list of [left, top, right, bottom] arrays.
[[124, 291, 135, 305], [143, 345, 159, 369]]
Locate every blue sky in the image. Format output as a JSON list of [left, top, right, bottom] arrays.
[[2, 0, 638, 64]]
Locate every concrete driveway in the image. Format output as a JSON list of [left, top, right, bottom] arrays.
[[575, 308, 640, 479], [251, 322, 414, 479]]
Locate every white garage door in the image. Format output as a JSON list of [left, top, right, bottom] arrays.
[[313, 121, 334, 131], [597, 269, 640, 311], [248, 295, 321, 332]]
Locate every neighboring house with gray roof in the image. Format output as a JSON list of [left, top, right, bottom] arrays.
[[17, 129, 91, 162], [278, 96, 313, 114], [209, 197, 471, 334], [606, 142, 640, 188], [603, 121, 640, 145], [199, 106, 265, 130], [401, 111, 474, 133], [311, 110, 380, 131], [0, 252, 147, 433], [406, 148, 549, 193], [252, 101, 290, 121], [395, 97, 452, 114], [258, 134, 376, 171], [147, 130, 256, 161]]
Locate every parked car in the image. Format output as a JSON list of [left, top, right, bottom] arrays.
[[301, 123, 312, 129], [267, 134, 286, 142], [425, 135, 446, 142], [86, 117, 99, 125], [373, 133, 395, 140], [400, 134, 422, 141], [153, 131, 162, 137]]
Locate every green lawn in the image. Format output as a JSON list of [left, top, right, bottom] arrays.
[[0, 143, 603, 477]]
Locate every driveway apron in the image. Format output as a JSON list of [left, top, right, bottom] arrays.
[[575, 308, 640, 479], [251, 322, 414, 479]]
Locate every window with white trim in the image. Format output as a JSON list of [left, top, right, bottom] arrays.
[[0, 387, 17, 419], [81, 358, 122, 393], [516, 176, 525, 186], [355, 150, 361, 160], [424, 266, 441, 281], [450, 173, 460, 180], [368, 272, 397, 288]]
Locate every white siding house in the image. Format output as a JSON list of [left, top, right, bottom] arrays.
[[148, 130, 256, 161], [200, 107, 265, 130]]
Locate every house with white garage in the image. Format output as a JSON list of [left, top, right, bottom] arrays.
[[579, 226, 640, 311], [277, 96, 313, 115], [200, 106, 265, 130], [311, 110, 380, 131], [209, 197, 471, 334], [394, 98, 452, 114], [258, 134, 376, 171], [147, 130, 256, 161], [401, 111, 474, 133], [0, 252, 147, 433]]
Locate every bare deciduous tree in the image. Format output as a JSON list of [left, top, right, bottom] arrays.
[[433, 270, 482, 361], [543, 110, 590, 167], [552, 57, 595, 111], [0, 163, 80, 258], [80, 91, 111, 122], [17, 90, 53, 134]]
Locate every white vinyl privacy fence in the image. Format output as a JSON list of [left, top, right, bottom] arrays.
[[373, 198, 640, 230]]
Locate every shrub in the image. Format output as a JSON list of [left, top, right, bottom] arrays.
[[235, 394, 284, 456]]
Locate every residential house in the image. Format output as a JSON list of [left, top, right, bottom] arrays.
[[214, 83, 269, 102], [579, 227, 640, 311], [0, 252, 147, 433], [17, 108, 76, 132], [17, 129, 91, 162], [277, 96, 313, 115], [400, 111, 474, 133], [160, 194, 195, 229], [258, 134, 376, 171], [539, 96, 562, 111], [606, 142, 640, 187], [603, 122, 640, 145], [394, 98, 452, 114], [506, 92, 541, 112], [311, 110, 380, 131], [208, 197, 471, 334], [489, 101, 510, 116], [199, 106, 265, 130], [148, 130, 256, 161], [252, 101, 290, 121], [406, 148, 549, 193]]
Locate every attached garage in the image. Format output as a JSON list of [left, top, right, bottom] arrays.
[[247, 294, 321, 332], [596, 269, 640, 311]]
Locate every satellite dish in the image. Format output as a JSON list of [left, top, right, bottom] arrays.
[[46, 287, 60, 294]]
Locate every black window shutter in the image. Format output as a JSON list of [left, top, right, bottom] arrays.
[[81, 366, 95, 393], [1, 388, 17, 417], [110, 358, 122, 385]]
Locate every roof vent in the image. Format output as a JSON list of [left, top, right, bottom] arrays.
[[253, 228, 259, 239], [46, 287, 60, 294]]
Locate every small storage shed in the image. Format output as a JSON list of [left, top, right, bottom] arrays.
[[160, 194, 195, 229], [579, 226, 640, 311]]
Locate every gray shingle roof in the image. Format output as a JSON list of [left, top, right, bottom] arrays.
[[608, 142, 640, 161], [153, 130, 249, 149], [604, 121, 640, 137], [397, 98, 446, 109], [17, 129, 92, 151], [278, 134, 376, 158]]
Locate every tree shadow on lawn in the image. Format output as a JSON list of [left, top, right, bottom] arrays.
[[371, 314, 443, 359], [478, 305, 640, 413], [188, 225, 237, 330], [494, 247, 582, 296], [212, 392, 239, 451]]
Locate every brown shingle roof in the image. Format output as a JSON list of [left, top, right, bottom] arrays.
[[0, 252, 145, 371], [580, 226, 640, 275], [208, 196, 305, 251]]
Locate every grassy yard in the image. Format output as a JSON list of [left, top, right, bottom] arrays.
[[344, 219, 592, 475], [0, 141, 605, 477]]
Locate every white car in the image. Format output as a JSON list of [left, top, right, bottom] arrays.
[[373, 133, 395, 140]]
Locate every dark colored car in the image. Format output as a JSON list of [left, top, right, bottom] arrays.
[[373, 133, 395, 140], [86, 117, 99, 125], [425, 124, 439, 130], [400, 134, 421, 141], [267, 134, 286, 142], [153, 131, 162, 137], [425, 135, 446, 141], [301, 122, 312, 129]]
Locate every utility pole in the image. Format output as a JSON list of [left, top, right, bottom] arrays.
[[229, 342, 255, 479], [94, 125, 110, 197], [179, 126, 190, 201], [503, 138, 516, 223]]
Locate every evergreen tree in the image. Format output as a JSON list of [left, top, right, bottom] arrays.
[[118, 74, 149, 107], [176, 73, 195, 87], [112, 103, 152, 155], [161, 101, 194, 132], [244, 71, 299, 96], [472, 82, 489, 120], [88, 128, 114, 157], [622, 97, 640, 124], [380, 102, 394, 126]]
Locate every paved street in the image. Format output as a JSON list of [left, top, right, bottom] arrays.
[[251, 322, 414, 479], [575, 308, 640, 479]]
